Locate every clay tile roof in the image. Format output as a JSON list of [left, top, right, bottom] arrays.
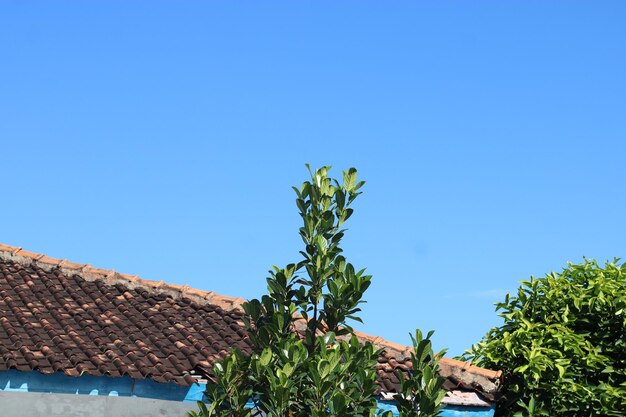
[[0, 243, 501, 403]]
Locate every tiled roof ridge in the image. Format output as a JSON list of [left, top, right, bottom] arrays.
[[0, 242, 501, 392], [0, 243, 245, 312], [352, 329, 502, 380]]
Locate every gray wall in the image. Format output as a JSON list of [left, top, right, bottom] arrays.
[[0, 391, 199, 417]]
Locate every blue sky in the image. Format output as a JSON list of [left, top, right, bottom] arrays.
[[1, 2, 625, 356]]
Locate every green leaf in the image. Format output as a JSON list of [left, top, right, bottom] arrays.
[[260, 348, 272, 366]]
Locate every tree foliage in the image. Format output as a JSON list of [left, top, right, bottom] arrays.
[[189, 166, 446, 417], [465, 259, 626, 416]]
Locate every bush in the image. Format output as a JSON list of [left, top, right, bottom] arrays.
[[465, 259, 626, 416]]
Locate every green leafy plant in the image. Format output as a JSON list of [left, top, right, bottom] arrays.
[[394, 330, 447, 417], [190, 166, 446, 417], [188, 350, 253, 417], [465, 259, 626, 417]]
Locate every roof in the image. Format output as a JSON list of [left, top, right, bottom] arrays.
[[0, 243, 501, 403]]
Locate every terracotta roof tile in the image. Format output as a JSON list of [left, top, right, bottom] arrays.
[[0, 243, 501, 402]]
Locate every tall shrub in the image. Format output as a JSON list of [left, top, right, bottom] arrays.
[[190, 166, 446, 417]]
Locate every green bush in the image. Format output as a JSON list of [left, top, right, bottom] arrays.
[[465, 259, 626, 416]]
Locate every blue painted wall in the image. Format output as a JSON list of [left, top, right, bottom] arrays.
[[0, 370, 494, 416], [0, 370, 201, 402], [377, 400, 495, 417]]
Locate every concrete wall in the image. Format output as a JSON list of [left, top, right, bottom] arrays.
[[0, 391, 199, 417]]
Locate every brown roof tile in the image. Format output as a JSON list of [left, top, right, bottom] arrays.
[[0, 243, 500, 401]]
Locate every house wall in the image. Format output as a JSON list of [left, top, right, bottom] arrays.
[[0, 370, 203, 417], [377, 401, 495, 417], [0, 369, 203, 401], [0, 370, 494, 417], [0, 391, 198, 417]]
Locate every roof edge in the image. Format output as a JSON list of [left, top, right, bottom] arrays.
[[353, 329, 501, 377], [353, 329, 501, 398], [0, 243, 245, 311]]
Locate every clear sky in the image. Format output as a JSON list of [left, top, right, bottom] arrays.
[[2, 2, 625, 356]]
